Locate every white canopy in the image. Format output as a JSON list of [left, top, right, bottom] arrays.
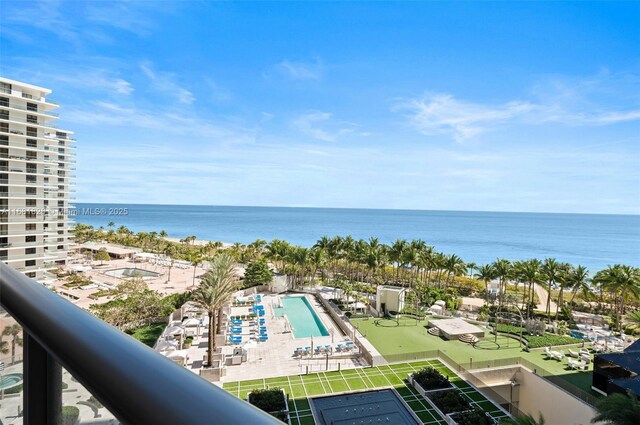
[[165, 325, 185, 335], [163, 349, 188, 359], [155, 340, 178, 351], [182, 318, 201, 327]]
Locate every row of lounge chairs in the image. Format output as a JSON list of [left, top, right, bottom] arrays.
[[294, 341, 355, 357]]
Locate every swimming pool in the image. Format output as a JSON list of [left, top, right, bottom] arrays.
[[274, 296, 330, 338], [104, 268, 161, 279], [0, 373, 23, 390]]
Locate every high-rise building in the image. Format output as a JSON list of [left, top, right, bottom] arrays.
[[0, 77, 75, 281]]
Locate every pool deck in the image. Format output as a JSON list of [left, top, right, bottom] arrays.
[[186, 294, 368, 382]]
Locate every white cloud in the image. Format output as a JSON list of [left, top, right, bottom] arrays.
[[274, 59, 323, 80], [292, 111, 361, 142], [398, 91, 640, 142], [140, 61, 194, 104], [397, 93, 534, 142]]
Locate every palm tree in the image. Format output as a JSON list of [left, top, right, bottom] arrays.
[[190, 253, 239, 367], [2, 324, 23, 364], [568, 265, 591, 305], [591, 390, 640, 425], [520, 259, 542, 318], [0, 340, 8, 356], [188, 252, 203, 288], [162, 243, 177, 283], [501, 413, 545, 425], [594, 265, 640, 332], [541, 258, 561, 321], [475, 264, 495, 302], [625, 311, 640, 331], [389, 239, 408, 284], [492, 258, 512, 306]]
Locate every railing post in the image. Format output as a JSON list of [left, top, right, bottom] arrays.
[[24, 333, 62, 425]]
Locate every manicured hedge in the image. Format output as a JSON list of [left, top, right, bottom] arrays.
[[428, 390, 471, 414], [413, 367, 450, 391], [526, 334, 583, 348], [249, 388, 287, 420], [450, 407, 494, 425], [495, 324, 582, 348]]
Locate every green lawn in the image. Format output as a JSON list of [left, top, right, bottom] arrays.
[[223, 360, 510, 425], [126, 322, 166, 347], [352, 316, 600, 397]]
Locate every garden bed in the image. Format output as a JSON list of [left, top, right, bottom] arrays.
[[495, 324, 582, 348], [449, 407, 496, 425], [247, 388, 289, 423]]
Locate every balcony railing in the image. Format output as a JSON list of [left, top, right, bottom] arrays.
[[0, 263, 280, 424]]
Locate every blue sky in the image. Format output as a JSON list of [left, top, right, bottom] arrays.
[[2, 1, 639, 214]]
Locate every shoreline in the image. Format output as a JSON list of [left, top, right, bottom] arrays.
[[162, 237, 234, 249]]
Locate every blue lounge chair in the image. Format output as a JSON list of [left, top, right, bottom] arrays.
[[255, 295, 262, 302], [258, 334, 268, 341], [258, 310, 265, 317], [230, 328, 242, 334], [231, 319, 242, 325], [258, 318, 266, 325]]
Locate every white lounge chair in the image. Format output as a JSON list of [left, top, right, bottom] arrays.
[[568, 358, 588, 371], [567, 349, 580, 357]]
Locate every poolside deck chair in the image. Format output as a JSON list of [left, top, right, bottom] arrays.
[[567, 349, 580, 357], [258, 334, 268, 342]]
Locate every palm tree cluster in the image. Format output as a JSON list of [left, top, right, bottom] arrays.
[[190, 253, 240, 368], [73, 224, 640, 325]]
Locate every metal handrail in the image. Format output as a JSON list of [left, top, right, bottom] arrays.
[[0, 264, 281, 424]]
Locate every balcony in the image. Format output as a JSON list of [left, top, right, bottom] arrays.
[[0, 263, 279, 424]]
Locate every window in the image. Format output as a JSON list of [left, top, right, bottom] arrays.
[[26, 199, 36, 206], [26, 211, 36, 218], [0, 97, 8, 107], [25, 260, 36, 267], [25, 236, 36, 243], [0, 82, 11, 94], [26, 187, 36, 195], [26, 102, 37, 112], [26, 151, 37, 160], [26, 272, 36, 278], [58, 200, 64, 206], [26, 114, 38, 124], [26, 139, 37, 148], [26, 126, 37, 137], [0, 123, 7, 133], [0, 109, 8, 120], [26, 164, 37, 174], [57, 245, 64, 250], [26, 176, 37, 184], [0, 135, 7, 145], [25, 248, 36, 255], [25, 223, 36, 231]]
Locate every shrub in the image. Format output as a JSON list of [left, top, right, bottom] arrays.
[[428, 390, 471, 414], [249, 388, 286, 414], [495, 323, 582, 347], [526, 334, 582, 348], [450, 407, 494, 425], [413, 367, 450, 390], [62, 406, 80, 425]]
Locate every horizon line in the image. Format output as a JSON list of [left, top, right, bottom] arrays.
[[72, 201, 640, 218]]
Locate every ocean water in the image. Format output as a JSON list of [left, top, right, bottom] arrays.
[[73, 203, 640, 272]]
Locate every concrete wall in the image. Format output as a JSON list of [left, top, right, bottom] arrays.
[[470, 366, 597, 425]]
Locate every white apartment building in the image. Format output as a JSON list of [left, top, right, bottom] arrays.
[[0, 77, 75, 281]]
